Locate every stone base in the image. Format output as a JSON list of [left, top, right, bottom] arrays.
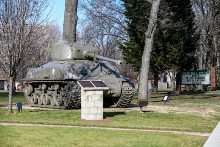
[[81, 90, 103, 120]]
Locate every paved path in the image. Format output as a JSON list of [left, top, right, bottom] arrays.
[[204, 122, 220, 147], [0, 122, 210, 137]]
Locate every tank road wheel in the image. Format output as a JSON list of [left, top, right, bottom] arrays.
[[25, 96, 31, 104], [31, 93, 38, 105], [63, 99, 70, 108], [50, 96, 56, 107], [50, 94, 62, 107], [43, 94, 50, 105], [54, 95, 63, 107], [24, 84, 34, 105], [50, 94, 59, 108], [39, 94, 44, 105], [24, 84, 33, 96]]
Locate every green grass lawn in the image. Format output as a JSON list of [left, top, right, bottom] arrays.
[[0, 91, 26, 106], [1, 91, 219, 146], [0, 108, 218, 133], [0, 125, 207, 147], [0, 91, 220, 133]]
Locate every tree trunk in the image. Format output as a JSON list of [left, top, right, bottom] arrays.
[[199, 34, 204, 69], [8, 76, 13, 113], [12, 75, 17, 94], [137, 0, 161, 106], [153, 72, 159, 93], [175, 71, 181, 94], [63, 0, 78, 43]]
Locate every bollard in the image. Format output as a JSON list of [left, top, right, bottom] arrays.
[[16, 102, 22, 113]]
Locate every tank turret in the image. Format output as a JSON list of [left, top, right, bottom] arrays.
[[51, 41, 122, 65]]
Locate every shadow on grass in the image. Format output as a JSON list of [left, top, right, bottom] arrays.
[[149, 100, 163, 102], [141, 110, 155, 113], [180, 90, 205, 95], [28, 109, 50, 113], [171, 96, 214, 100], [104, 112, 126, 118]]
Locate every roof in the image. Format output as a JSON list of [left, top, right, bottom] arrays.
[[0, 76, 7, 81]]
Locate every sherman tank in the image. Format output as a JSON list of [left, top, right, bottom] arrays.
[[23, 41, 135, 109]]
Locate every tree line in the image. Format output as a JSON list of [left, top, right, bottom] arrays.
[[78, 0, 220, 76]]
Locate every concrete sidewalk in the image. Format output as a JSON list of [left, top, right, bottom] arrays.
[[0, 122, 210, 137], [204, 122, 220, 147]]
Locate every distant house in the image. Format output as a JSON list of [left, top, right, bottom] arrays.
[[0, 76, 8, 90]]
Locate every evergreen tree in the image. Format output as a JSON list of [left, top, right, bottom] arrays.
[[153, 0, 198, 71], [120, 0, 151, 71], [121, 0, 198, 74]]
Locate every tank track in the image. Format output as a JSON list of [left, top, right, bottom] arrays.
[[24, 81, 81, 109], [110, 82, 135, 108], [24, 81, 134, 109]]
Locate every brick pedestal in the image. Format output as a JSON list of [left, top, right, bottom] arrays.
[[211, 67, 216, 91]]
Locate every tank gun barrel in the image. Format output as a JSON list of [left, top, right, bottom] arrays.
[[84, 52, 123, 65]]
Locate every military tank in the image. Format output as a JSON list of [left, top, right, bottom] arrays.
[[23, 41, 135, 109]]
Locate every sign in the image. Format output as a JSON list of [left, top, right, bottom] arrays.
[[77, 80, 109, 91], [182, 70, 210, 85]]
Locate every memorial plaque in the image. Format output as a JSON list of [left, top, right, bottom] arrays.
[[78, 81, 94, 88], [91, 81, 107, 88]]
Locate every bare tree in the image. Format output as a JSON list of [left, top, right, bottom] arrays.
[[0, 0, 54, 113], [63, 0, 78, 43], [18, 24, 61, 79], [79, 0, 127, 59], [193, 0, 220, 69], [137, 0, 161, 110]]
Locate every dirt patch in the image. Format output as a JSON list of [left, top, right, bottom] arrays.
[[172, 95, 220, 99], [145, 105, 217, 117], [104, 104, 218, 118]]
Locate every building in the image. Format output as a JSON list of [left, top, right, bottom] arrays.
[[0, 76, 8, 90]]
